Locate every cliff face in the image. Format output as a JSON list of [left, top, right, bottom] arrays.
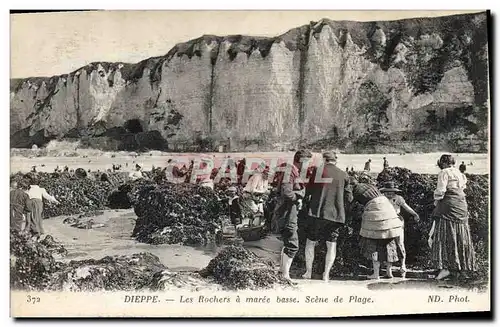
[[10, 12, 490, 152]]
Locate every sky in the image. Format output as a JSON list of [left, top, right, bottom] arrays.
[[10, 10, 478, 79]]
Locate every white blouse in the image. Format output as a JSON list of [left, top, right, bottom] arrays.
[[27, 185, 57, 202], [433, 167, 467, 200], [243, 172, 269, 194]]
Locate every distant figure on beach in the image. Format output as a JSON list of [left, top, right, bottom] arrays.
[[364, 159, 371, 172], [63, 166, 69, 172], [383, 157, 389, 170], [346, 167, 349, 174], [31, 166, 37, 173], [350, 167, 355, 175], [459, 161, 467, 174]]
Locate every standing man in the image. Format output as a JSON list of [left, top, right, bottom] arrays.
[[273, 149, 312, 281], [364, 159, 372, 172], [302, 152, 353, 281], [10, 178, 31, 232]]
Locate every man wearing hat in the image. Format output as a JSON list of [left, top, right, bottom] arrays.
[[273, 149, 312, 282], [302, 151, 353, 281], [380, 181, 419, 278]]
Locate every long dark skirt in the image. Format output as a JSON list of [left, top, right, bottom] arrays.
[[431, 190, 476, 271], [360, 237, 399, 263], [26, 199, 44, 236], [431, 217, 476, 271]]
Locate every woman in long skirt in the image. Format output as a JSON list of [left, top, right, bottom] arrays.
[[428, 154, 476, 280], [350, 180, 403, 279], [25, 174, 60, 239]]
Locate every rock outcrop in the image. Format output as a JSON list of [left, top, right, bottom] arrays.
[[10, 12, 489, 152]]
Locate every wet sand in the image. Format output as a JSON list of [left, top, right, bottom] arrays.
[[42, 209, 478, 292], [43, 209, 216, 272]]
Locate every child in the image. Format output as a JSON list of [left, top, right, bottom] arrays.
[[380, 182, 420, 278]]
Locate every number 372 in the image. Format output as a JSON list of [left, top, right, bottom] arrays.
[[26, 295, 41, 304]]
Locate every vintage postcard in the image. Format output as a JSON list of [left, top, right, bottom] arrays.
[[9, 10, 491, 317]]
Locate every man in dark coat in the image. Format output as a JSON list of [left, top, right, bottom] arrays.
[[302, 151, 353, 281], [10, 179, 31, 232], [272, 149, 312, 281]]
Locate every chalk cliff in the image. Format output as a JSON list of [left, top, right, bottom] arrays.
[[10, 12, 489, 152]]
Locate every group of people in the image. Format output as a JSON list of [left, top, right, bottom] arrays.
[[12, 151, 477, 284], [272, 150, 476, 282], [361, 157, 388, 173], [10, 173, 60, 240]]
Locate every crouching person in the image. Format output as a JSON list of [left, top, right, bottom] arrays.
[[302, 152, 353, 281], [272, 150, 312, 282], [350, 180, 403, 279]]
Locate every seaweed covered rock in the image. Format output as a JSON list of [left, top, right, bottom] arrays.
[[148, 270, 217, 291], [10, 171, 134, 218], [39, 235, 68, 258], [94, 171, 129, 187], [349, 171, 376, 185], [107, 179, 151, 209], [11, 229, 169, 292], [199, 246, 289, 290], [464, 173, 489, 244], [42, 175, 113, 218], [10, 230, 66, 290], [47, 253, 166, 291], [76, 210, 105, 219], [11, 172, 114, 218], [132, 182, 225, 245], [75, 168, 88, 178], [64, 218, 106, 230]]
